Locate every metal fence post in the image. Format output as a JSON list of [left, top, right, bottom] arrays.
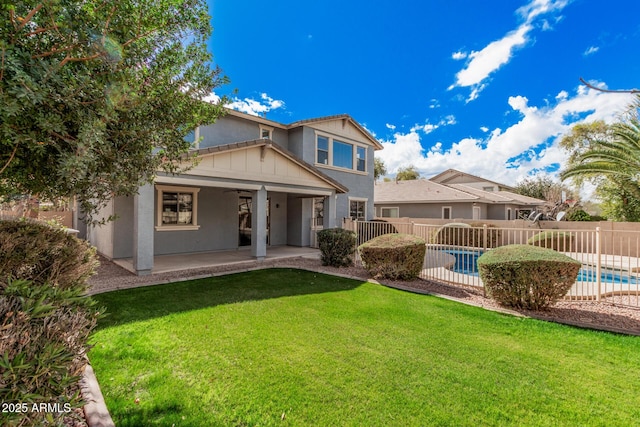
[[596, 227, 601, 302]]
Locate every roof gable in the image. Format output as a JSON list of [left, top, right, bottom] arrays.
[[430, 169, 514, 191], [182, 140, 348, 193], [288, 114, 383, 150]]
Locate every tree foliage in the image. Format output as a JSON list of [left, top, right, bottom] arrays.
[[513, 175, 573, 202], [0, 1, 227, 222], [395, 165, 420, 181], [373, 157, 386, 181], [560, 99, 640, 221]]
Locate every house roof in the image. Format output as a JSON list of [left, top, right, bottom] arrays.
[[374, 179, 545, 206], [429, 168, 515, 191], [189, 139, 349, 193], [374, 179, 479, 203], [448, 184, 544, 206], [223, 109, 383, 150]]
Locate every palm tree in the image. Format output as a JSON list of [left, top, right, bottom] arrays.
[[560, 98, 640, 199]]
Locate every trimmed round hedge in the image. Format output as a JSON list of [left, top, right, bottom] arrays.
[[527, 231, 574, 252], [358, 233, 426, 280], [477, 244, 581, 310], [317, 228, 356, 267]]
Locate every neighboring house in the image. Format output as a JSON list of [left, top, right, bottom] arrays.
[[86, 109, 382, 275], [374, 169, 544, 220]]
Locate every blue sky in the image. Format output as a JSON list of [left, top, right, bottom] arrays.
[[206, 0, 639, 196]]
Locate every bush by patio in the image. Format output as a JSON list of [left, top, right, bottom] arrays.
[[317, 228, 356, 267], [0, 219, 100, 427], [477, 244, 581, 310], [527, 231, 574, 251], [432, 223, 501, 248], [359, 233, 426, 280]]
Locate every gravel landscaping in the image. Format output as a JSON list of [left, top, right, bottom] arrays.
[[88, 255, 640, 336]]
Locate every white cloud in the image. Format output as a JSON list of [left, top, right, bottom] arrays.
[[517, 0, 570, 24], [480, 126, 489, 133], [451, 0, 571, 101], [584, 46, 599, 56], [386, 123, 396, 130], [377, 85, 634, 199], [454, 24, 532, 89], [452, 51, 467, 60], [226, 92, 285, 116]]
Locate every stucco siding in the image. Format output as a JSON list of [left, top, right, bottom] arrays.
[[198, 115, 289, 149], [112, 196, 134, 259], [154, 187, 238, 255]]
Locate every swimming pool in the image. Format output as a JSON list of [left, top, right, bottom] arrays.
[[442, 249, 639, 285]]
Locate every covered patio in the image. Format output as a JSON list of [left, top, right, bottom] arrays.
[[114, 245, 321, 274]]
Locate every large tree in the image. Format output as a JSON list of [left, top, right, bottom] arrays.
[[560, 100, 640, 221], [0, 1, 227, 222]]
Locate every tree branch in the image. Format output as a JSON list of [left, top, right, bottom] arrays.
[[580, 77, 640, 94], [16, 4, 44, 32], [0, 143, 19, 176]]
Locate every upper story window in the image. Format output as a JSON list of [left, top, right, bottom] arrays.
[[317, 136, 329, 165], [315, 133, 367, 173], [259, 125, 273, 139], [356, 146, 366, 172], [333, 140, 353, 169]]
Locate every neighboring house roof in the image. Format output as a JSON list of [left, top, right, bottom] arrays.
[[448, 184, 543, 206], [374, 177, 545, 206], [429, 168, 515, 191], [223, 108, 383, 150], [374, 180, 480, 203], [187, 139, 349, 193]]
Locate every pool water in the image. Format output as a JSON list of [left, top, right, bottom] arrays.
[[443, 249, 639, 284]]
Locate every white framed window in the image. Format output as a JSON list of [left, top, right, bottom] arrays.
[[356, 146, 366, 172], [155, 185, 200, 231], [442, 206, 452, 220], [473, 206, 481, 220], [317, 135, 329, 165], [315, 133, 367, 173], [380, 207, 399, 218], [506, 207, 512, 220], [259, 125, 273, 139], [349, 198, 367, 220], [483, 186, 494, 192]]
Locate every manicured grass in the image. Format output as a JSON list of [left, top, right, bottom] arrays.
[[90, 268, 640, 426]]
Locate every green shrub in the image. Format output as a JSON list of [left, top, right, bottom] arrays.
[[565, 209, 592, 221], [317, 228, 356, 267], [527, 231, 574, 251], [434, 223, 500, 248], [0, 219, 100, 427], [358, 233, 426, 280], [477, 244, 581, 310]]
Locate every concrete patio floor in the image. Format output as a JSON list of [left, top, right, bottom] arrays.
[[113, 245, 321, 275]]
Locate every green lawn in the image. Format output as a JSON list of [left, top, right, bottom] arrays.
[[90, 268, 640, 426]]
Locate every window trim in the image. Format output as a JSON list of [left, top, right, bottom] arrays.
[[380, 207, 399, 218], [155, 185, 201, 231], [259, 125, 273, 140], [442, 206, 452, 220], [349, 197, 367, 220], [315, 132, 368, 174]]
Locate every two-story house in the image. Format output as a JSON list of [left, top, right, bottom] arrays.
[[87, 109, 383, 275]]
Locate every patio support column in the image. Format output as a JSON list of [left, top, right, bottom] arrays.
[[133, 183, 154, 275], [324, 191, 337, 228], [251, 186, 267, 260]]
